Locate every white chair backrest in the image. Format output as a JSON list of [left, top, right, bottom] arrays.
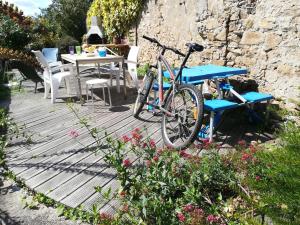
[[32, 50, 51, 80], [32, 50, 49, 69], [127, 46, 139, 89]]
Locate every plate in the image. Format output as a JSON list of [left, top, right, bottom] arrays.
[[86, 53, 96, 57]]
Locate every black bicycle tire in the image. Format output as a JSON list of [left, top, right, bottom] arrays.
[[133, 71, 154, 118], [161, 84, 204, 150]]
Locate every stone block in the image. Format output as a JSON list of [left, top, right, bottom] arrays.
[[211, 59, 225, 66], [277, 64, 294, 75], [264, 33, 282, 50], [205, 18, 220, 29], [215, 29, 227, 41], [240, 31, 265, 45], [258, 19, 275, 30]]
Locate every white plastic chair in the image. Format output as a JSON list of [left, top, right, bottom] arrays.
[[85, 78, 112, 107], [32, 50, 74, 104], [109, 46, 139, 89]]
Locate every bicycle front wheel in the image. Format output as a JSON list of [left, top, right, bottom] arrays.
[[162, 84, 204, 150], [133, 71, 154, 118]]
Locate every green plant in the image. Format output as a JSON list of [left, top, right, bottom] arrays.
[[99, 0, 143, 40], [137, 63, 150, 77], [86, 0, 102, 28], [0, 14, 31, 50]]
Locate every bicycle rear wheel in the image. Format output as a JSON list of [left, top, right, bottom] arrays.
[[162, 84, 204, 150], [133, 71, 154, 118]]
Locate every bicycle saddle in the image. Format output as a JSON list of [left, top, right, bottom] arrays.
[[186, 43, 204, 52]]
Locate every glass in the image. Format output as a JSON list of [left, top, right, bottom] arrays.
[[75, 46, 81, 55], [69, 46, 74, 55], [98, 47, 106, 57]]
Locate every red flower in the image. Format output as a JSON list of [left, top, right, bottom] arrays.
[[249, 144, 257, 153], [99, 212, 112, 220], [122, 135, 131, 143], [145, 160, 151, 167], [255, 175, 261, 181], [153, 155, 159, 162], [121, 204, 129, 212], [183, 204, 194, 212], [177, 212, 185, 222], [119, 191, 126, 198], [123, 158, 131, 167], [238, 140, 247, 147], [68, 129, 79, 138], [149, 139, 156, 148], [179, 150, 192, 159], [241, 152, 252, 161], [132, 132, 142, 140], [133, 128, 140, 133]]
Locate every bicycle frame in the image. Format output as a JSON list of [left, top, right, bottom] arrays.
[[146, 48, 192, 115]]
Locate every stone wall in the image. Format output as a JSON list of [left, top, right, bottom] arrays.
[[132, 0, 300, 107]]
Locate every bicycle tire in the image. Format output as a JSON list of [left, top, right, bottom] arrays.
[[133, 71, 154, 118], [162, 84, 204, 150]]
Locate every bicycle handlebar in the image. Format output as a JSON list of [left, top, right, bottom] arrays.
[[143, 35, 185, 57]]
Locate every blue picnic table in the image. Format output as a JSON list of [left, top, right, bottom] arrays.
[[162, 64, 273, 142]]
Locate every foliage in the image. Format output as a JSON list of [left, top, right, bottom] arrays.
[[0, 47, 40, 69], [42, 0, 93, 43], [137, 63, 150, 77], [86, 0, 102, 29], [244, 122, 300, 224], [99, 0, 143, 40], [0, 14, 31, 50], [0, 0, 31, 28]]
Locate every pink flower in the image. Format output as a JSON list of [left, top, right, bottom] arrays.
[[99, 212, 112, 220], [206, 214, 219, 223], [177, 212, 185, 222], [132, 132, 142, 141], [183, 204, 194, 212], [149, 139, 156, 148], [153, 155, 159, 162], [68, 129, 79, 138], [156, 148, 163, 155], [123, 158, 131, 167], [193, 207, 204, 215], [122, 135, 131, 143], [133, 128, 140, 133], [255, 175, 261, 181], [142, 142, 148, 148], [145, 160, 151, 167]]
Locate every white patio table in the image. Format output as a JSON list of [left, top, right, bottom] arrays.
[[61, 53, 126, 102]]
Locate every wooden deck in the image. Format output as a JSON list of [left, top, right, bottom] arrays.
[[2, 79, 274, 214]]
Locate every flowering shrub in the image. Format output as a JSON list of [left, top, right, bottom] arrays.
[[100, 129, 257, 225], [68, 103, 299, 225]]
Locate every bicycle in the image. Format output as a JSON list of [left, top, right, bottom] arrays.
[[133, 35, 204, 150]]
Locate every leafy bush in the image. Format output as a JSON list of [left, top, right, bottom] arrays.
[[0, 14, 31, 50], [99, 0, 143, 40]]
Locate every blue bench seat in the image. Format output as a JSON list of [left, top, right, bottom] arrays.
[[204, 99, 239, 112], [241, 92, 273, 103], [152, 80, 204, 91]]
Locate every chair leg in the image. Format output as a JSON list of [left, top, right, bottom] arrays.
[[209, 111, 215, 142], [44, 82, 51, 99], [106, 84, 112, 107], [50, 81, 60, 104], [86, 84, 89, 102], [34, 82, 38, 93], [102, 86, 106, 106], [91, 85, 94, 105]]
